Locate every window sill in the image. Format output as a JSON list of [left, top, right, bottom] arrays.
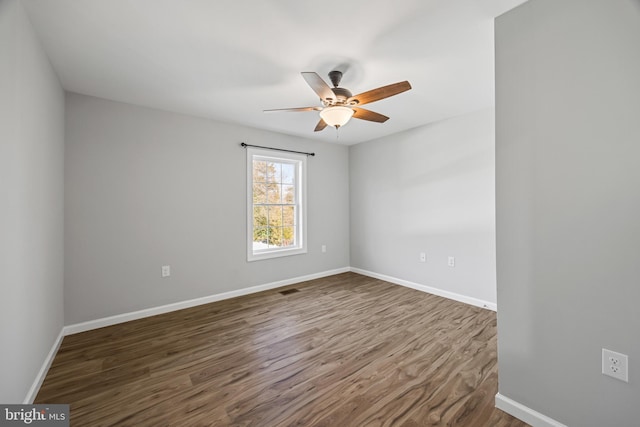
[[247, 246, 307, 262]]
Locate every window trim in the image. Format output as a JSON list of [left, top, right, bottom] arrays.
[[246, 147, 307, 262]]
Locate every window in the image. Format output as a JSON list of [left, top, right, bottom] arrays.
[[247, 148, 307, 261]]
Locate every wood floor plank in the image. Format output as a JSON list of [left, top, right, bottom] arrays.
[[36, 272, 528, 426]]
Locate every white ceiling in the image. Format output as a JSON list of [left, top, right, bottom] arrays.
[[23, 0, 527, 145]]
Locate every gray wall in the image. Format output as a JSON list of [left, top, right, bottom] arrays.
[[64, 93, 350, 324], [496, 0, 640, 425], [350, 108, 497, 305], [0, 0, 65, 403]]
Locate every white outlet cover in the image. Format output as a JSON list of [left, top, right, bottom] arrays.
[[448, 256, 455, 267], [161, 265, 171, 278], [602, 348, 628, 382], [420, 253, 426, 262]]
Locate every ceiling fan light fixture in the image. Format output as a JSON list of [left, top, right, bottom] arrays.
[[319, 106, 354, 128]]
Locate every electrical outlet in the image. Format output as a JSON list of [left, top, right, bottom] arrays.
[[161, 265, 171, 278], [448, 256, 455, 267], [321, 245, 326, 253], [419, 252, 426, 262], [602, 348, 628, 382]]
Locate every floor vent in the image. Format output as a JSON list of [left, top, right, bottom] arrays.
[[279, 288, 300, 295]]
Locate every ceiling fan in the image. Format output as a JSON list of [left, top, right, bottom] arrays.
[[264, 71, 412, 132]]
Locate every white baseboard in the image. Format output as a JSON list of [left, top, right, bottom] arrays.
[[349, 267, 497, 311], [64, 267, 350, 335], [495, 393, 567, 427], [23, 328, 65, 404]]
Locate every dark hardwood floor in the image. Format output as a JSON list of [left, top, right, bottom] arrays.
[[36, 272, 528, 426]]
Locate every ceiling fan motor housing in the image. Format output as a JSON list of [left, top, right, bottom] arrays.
[[331, 87, 353, 104], [326, 71, 357, 105]]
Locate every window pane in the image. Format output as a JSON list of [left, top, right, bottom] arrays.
[[282, 226, 295, 247], [266, 183, 280, 204], [268, 206, 282, 227], [282, 163, 295, 184], [283, 185, 295, 204], [253, 206, 267, 227], [267, 226, 282, 247], [253, 227, 268, 250], [266, 162, 280, 183], [253, 183, 267, 204], [253, 161, 267, 183], [282, 206, 295, 226]]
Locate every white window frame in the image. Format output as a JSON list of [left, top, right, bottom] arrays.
[[247, 147, 307, 261]]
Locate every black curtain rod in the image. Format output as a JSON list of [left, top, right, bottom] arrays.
[[240, 142, 315, 157]]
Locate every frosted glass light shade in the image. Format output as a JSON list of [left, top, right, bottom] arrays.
[[319, 106, 354, 128]]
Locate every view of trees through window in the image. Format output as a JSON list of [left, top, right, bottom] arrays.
[[252, 158, 296, 250]]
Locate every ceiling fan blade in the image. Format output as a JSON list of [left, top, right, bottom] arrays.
[[263, 106, 322, 113], [301, 72, 335, 103], [352, 107, 389, 123], [348, 81, 412, 106], [314, 118, 328, 132]]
